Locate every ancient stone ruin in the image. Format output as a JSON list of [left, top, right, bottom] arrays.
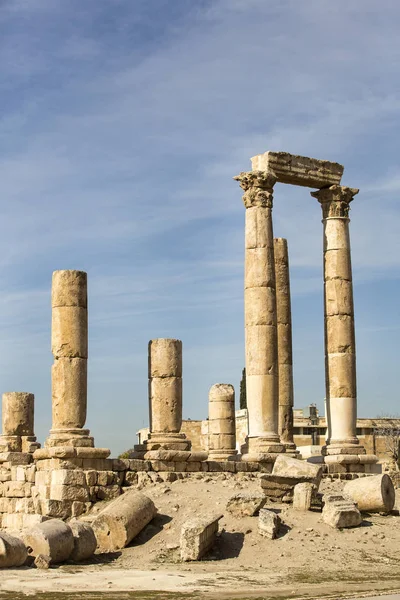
[[0, 150, 391, 572]]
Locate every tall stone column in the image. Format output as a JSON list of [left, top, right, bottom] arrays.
[[208, 384, 237, 461], [0, 392, 39, 454], [234, 172, 284, 460], [46, 270, 93, 449], [311, 185, 366, 459], [145, 338, 191, 453], [274, 238, 296, 452]]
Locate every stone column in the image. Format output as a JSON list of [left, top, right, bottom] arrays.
[[0, 392, 39, 453], [145, 338, 191, 452], [46, 270, 92, 448], [311, 185, 365, 457], [234, 172, 284, 460], [208, 384, 237, 461], [274, 238, 296, 452]]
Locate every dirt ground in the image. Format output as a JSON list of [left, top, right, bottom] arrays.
[[1, 474, 400, 599]]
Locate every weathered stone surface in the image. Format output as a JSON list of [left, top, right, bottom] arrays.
[[148, 339, 182, 378], [0, 532, 27, 567], [34, 554, 51, 569], [208, 384, 237, 460], [226, 493, 266, 517], [251, 151, 343, 188], [258, 508, 281, 539], [180, 513, 222, 561], [272, 455, 322, 484], [293, 483, 315, 511], [51, 358, 87, 430], [322, 494, 362, 528], [92, 490, 156, 552], [2, 392, 35, 437], [260, 473, 314, 501], [52, 306, 88, 359], [69, 520, 97, 561], [344, 474, 395, 513], [52, 270, 87, 308], [24, 519, 74, 563], [149, 377, 182, 433]]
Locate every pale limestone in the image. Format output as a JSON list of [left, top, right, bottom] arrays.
[[258, 508, 281, 539], [293, 483, 315, 511], [251, 151, 343, 188], [24, 519, 74, 563], [2, 393, 34, 437], [52, 270, 87, 308], [69, 520, 97, 561], [0, 532, 27, 567], [322, 494, 362, 528], [180, 513, 222, 561], [51, 306, 88, 359], [208, 384, 237, 461], [148, 338, 182, 378], [51, 358, 87, 430], [226, 493, 266, 517], [272, 454, 322, 485], [92, 490, 157, 552], [344, 474, 395, 513]]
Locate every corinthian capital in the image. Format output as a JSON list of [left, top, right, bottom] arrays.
[[233, 171, 277, 209], [311, 185, 359, 219]]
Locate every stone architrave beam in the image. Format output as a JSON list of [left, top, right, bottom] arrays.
[[251, 152, 344, 189]]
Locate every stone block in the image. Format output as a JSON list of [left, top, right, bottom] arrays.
[[260, 474, 315, 501], [258, 508, 281, 539], [85, 470, 97, 486], [96, 485, 121, 501], [50, 485, 90, 502], [124, 472, 138, 486], [293, 483, 315, 511], [4, 481, 30, 498], [40, 499, 72, 519], [51, 469, 86, 486], [148, 338, 182, 378], [127, 459, 151, 471], [71, 501, 86, 518], [272, 454, 322, 485], [0, 469, 11, 483], [180, 513, 222, 561], [322, 494, 362, 528], [226, 493, 266, 517], [34, 554, 51, 569], [251, 151, 344, 188], [52, 270, 87, 308]]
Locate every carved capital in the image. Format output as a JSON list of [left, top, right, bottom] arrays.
[[234, 171, 277, 209], [311, 185, 359, 219]]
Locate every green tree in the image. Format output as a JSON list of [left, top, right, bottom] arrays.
[[239, 367, 247, 410]]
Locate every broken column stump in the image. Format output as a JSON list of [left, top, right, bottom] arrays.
[[344, 474, 395, 513], [180, 513, 223, 561]]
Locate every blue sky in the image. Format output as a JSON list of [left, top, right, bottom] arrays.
[[1, 0, 399, 455]]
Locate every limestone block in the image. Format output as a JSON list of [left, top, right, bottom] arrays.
[[208, 434, 236, 451], [245, 326, 277, 375], [326, 315, 355, 354], [322, 494, 362, 528], [326, 353, 356, 398], [85, 471, 97, 486], [24, 519, 74, 563], [258, 508, 281, 539], [226, 493, 266, 517], [2, 392, 35, 436], [15, 498, 35, 514], [207, 401, 235, 421], [52, 307, 88, 359], [52, 270, 87, 308], [251, 151, 343, 188], [149, 377, 182, 433], [4, 481, 30, 498], [245, 248, 275, 288], [325, 279, 353, 316], [51, 358, 87, 429], [208, 419, 235, 435], [40, 499, 72, 519], [245, 206, 270, 249], [344, 474, 395, 513], [272, 454, 322, 485], [0, 469, 11, 482], [124, 472, 138, 486], [293, 483, 315, 511], [69, 520, 97, 562], [0, 435, 22, 452], [92, 490, 157, 552], [323, 218, 350, 251], [324, 249, 352, 281], [51, 469, 86, 487], [96, 485, 121, 501], [34, 554, 51, 569], [148, 338, 182, 378], [180, 513, 222, 561], [50, 485, 90, 503], [260, 474, 313, 501], [0, 532, 27, 567], [245, 288, 276, 327]]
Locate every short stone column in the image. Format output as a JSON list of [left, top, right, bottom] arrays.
[[144, 338, 191, 452], [274, 238, 297, 453], [234, 171, 284, 460], [0, 392, 39, 453], [208, 384, 237, 461], [311, 185, 372, 468]]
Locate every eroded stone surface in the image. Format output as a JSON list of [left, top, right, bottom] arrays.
[[226, 492, 266, 517], [258, 508, 281, 539], [180, 513, 222, 561], [344, 474, 395, 513]]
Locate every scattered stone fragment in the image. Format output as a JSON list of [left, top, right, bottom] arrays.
[[226, 492, 266, 517], [24, 519, 74, 564], [322, 494, 362, 529], [180, 513, 222, 561], [34, 554, 51, 569], [92, 490, 157, 552], [69, 520, 97, 561], [293, 483, 315, 511], [272, 454, 322, 485], [0, 532, 27, 568], [344, 474, 395, 513], [258, 508, 281, 539]]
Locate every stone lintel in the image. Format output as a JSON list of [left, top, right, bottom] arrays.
[[33, 446, 110, 460], [251, 151, 344, 189]]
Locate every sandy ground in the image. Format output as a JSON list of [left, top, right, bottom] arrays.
[[1, 475, 400, 599]]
